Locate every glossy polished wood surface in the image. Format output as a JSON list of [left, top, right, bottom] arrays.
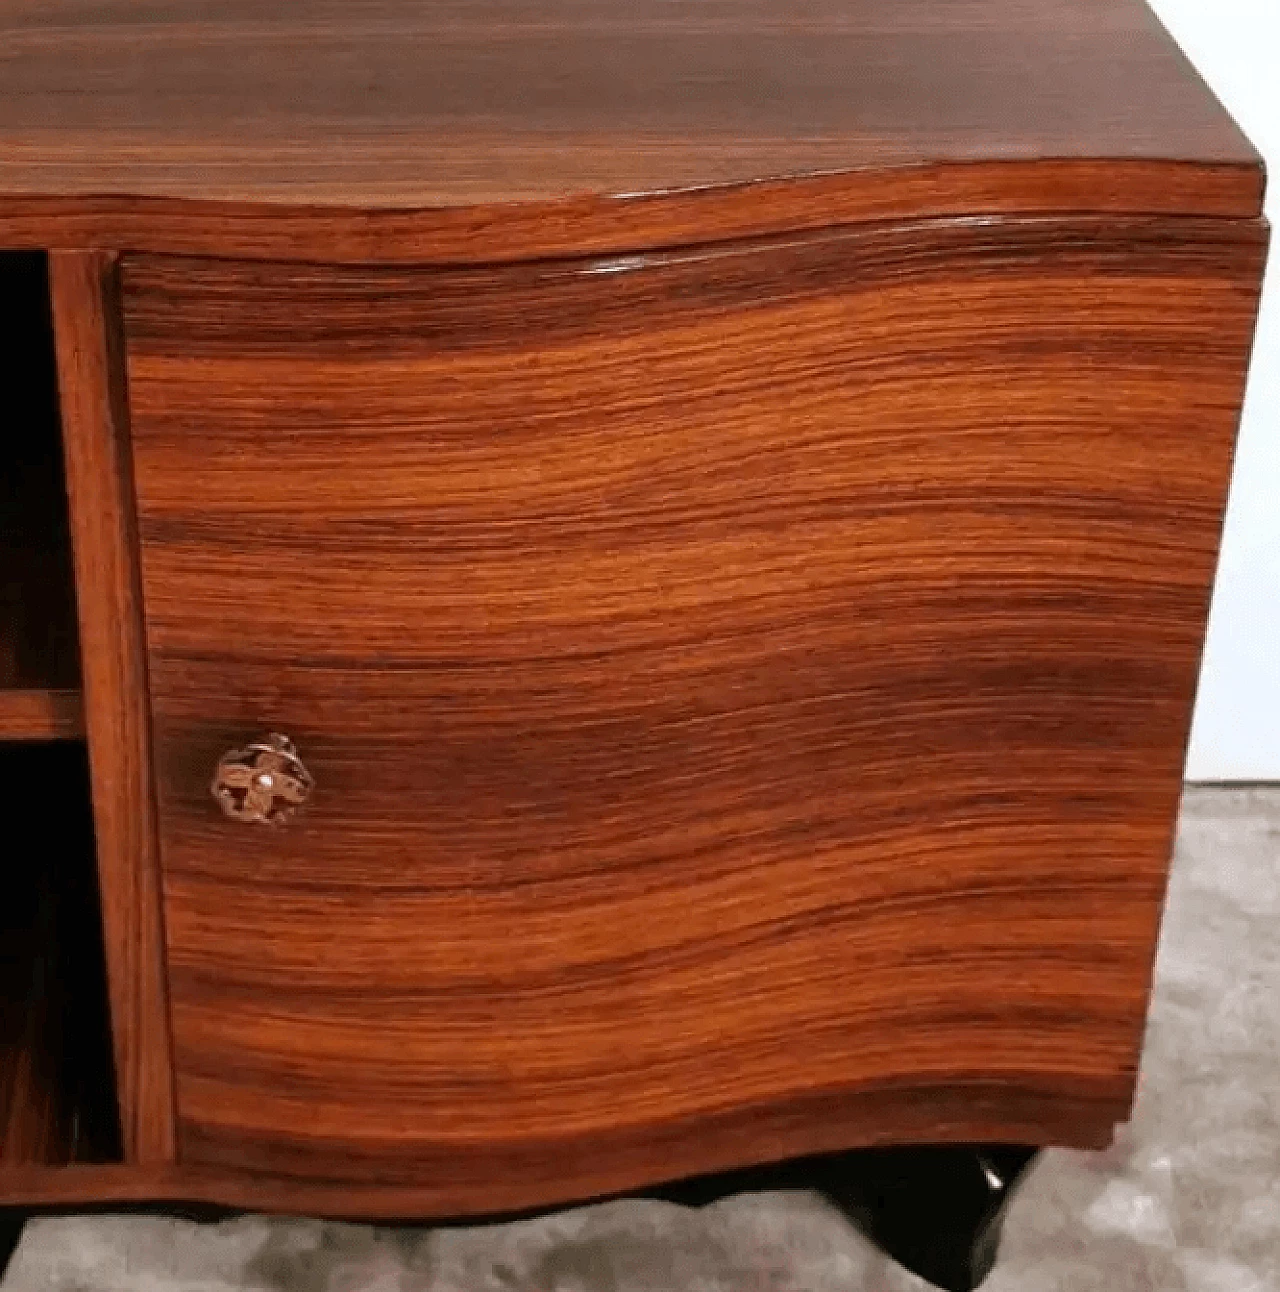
[[51, 252, 178, 1165], [0, 0, 1263, 262], [121, 215, 1265, 1204]]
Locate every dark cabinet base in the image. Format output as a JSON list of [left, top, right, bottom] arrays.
[[655, 1144, 1039, 1291], [0, 1210, 25, 1282], [815, 1145, 1040, 1290]]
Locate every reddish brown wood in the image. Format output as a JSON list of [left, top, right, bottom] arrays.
[[119, 214, 1265, 1205], [0, 163, 1264, 266], [49, 251, 177, 1166], [0, 0, 1263, 262], [0, 1163, 177, 1208], [0, 690, 84, 741], [3, 0, 1258, 199]]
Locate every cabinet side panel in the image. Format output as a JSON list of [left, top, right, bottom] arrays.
[[50, 250, 177, 1164]]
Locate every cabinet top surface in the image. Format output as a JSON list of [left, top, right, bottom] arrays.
[[0, 0, 1260, 214]]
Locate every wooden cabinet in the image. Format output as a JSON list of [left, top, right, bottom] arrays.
[[0, 0, 1268, 1261]]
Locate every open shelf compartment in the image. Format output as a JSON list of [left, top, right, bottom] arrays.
[[1, 743, 121, 1166], [0, 251, 82, 740]]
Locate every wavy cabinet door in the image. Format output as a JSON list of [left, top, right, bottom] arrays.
[[121, 216, 1264, 1208]]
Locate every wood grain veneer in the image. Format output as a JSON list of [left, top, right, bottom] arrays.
[[0, 691, 84, 741], [0, 0, 1263, 262], [0, 163, 1264, 268], [118, 214, 1265, 1205], [49, 252, 177, 1166]]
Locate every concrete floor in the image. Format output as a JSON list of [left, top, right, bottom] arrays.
[[5, 788, 1278, 1291]]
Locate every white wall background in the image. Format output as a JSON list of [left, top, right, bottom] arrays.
[[1146, 0, 1280, 780]]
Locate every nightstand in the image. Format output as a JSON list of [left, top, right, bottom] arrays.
[[0, 2, 1266, 1288]]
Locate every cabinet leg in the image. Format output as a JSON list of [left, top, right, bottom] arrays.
[[649, 1144, 1038, 1290], [0, 1210, 26, 1282], [811, 1146, 1039, 1291]]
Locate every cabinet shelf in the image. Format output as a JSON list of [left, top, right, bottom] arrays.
[[0, 689, 83, 741], [1, 252, 83, 741]]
